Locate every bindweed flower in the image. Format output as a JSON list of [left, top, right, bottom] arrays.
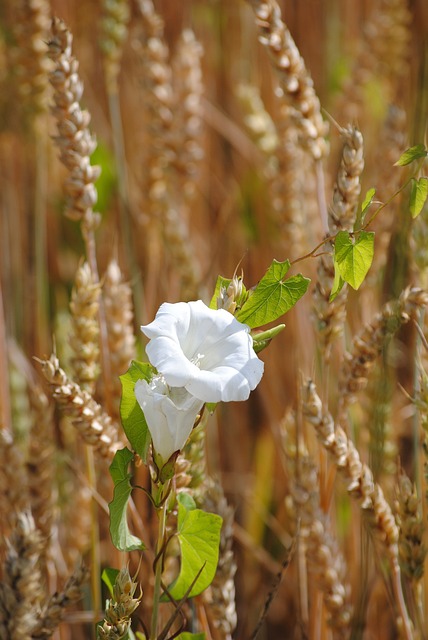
[[141, 300, 264, 403], [135, 376, 203, 465], [135, 300, 264, 465]]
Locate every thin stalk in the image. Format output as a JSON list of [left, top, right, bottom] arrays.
[[33, 122, 49, 355], [107, 88, 144, 327], [150, 483, 169, 640], [0, 276, 11, 431], [315, 159, 329, 235], [85, 445, 102, 637], [391, 558, 414, 640]]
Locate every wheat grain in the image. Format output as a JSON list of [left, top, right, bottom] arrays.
[[337, 287, 428, 424], [12, 0, 50, 122], [245, 0, 328, 161], [32, 564, 89, 639], [313, 125, 364, 358], [281, 413, 352, 637], [47, 18, 101, 234], [100, 0, 130, 94], [38, 353, 121, 458], [69, 261, 101, 392]]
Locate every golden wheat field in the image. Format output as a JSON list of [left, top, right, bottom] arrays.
[[1, 0, 428, 638]]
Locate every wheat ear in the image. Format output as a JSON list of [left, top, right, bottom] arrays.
[[313, 125, 364, 358], [245, 0, 328, 162], [0, 512, 45, 638], [37, 353, 121, 458], [13, 0, 50, 122], [281, 413, 352, 637], [32, 564, 89, 639], [69, 261, 101, 392], [303, 380, 414, 639], [100, 0, 130, 94], [337, 287, 428, 424]]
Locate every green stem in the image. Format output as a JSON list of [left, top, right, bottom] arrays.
[[150, 484, 169, 640]]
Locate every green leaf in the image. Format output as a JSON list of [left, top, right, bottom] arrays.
[[334, 231, 375, 290], [410, 177, 428, 218], [101, 568, 119, 597], [360, 187, 376, 223], [166, 494, 222, 600], [394, 144, 427, 166], [176, 634, 205, 640], [108, 448, 146, 552], [235, 260, 310, 328], [120, 361, 154, 463]]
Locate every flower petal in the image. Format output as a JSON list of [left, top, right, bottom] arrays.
[[134, 378, 203, 463], [141, 300, 264, 404], [185, 360, 264, 402]]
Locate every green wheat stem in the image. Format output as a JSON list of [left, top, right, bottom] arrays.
[[150, 481, 169, 640]]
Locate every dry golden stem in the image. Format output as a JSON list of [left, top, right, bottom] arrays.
[[302, 380, 414, 639], [245, 0, 328, 161], [37, 353, 122, 459], [337, 287, 428, 424]]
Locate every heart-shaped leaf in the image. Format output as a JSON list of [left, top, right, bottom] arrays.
[[166, 494, 222, 600], [235, 260, 310, 328], [334, 231, 375, 290]]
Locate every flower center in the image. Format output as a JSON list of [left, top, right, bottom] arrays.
[[190, 352, 205, 368], [149, 374, 168, 395]]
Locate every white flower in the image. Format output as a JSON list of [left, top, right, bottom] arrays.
[[134, 376, 203, 464], [141, 300, 264, 403]]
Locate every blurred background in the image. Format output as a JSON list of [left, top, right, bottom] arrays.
[[1, 0, 428, 638]]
